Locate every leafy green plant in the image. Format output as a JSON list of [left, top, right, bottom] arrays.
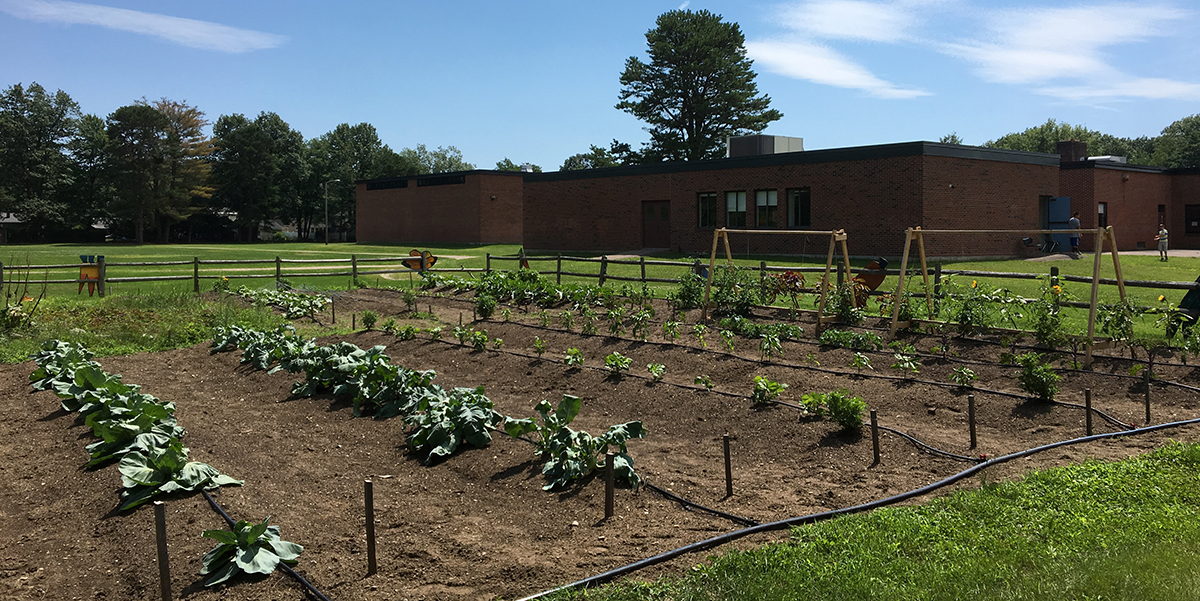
[[405, 386, 504, 464], [475, 294, 498, 320], [1030, 278, 1072, 349], [200, 516, 302, 587], [719, 329, 736, 353], [533, 336, 547, 358], [662, 320, 681, 342], [230, 286, 330, 319], [668, 272, 706, 311], [825, 280, 868, 325], [888, 340, 917, 355], [491, 338, 504, 350], [950, 366, 978, 387], [629, 308, 653, 341], [504, 395, 647, 490], [1015, 352, 1060, 401], [559, 310, 575, 331], [467, 329, 489, 351], [427, 326, 443, 341], [891, 353, 920, 376], [750, 376, 788, 406], [580, 309, 599, 336], [538, 310, 552, 327], [799, 392, 826, 417], [564, 348, 585, 366], [759, 331, 782, 361], [818, 329, 883, 351], [397, 324, 419, 341], [118, 440, 242, 511], [380, 318, 398, 334], [500, 307, 511, 322], [606, 306, 627, 336], [695, 375, 714, 390], [709, 266, 759, 317], [452, 325, 470, 345], [402, 287, 418, 312], [360, 310, 378, 330], [850, 352, 873, 373], [605, 351, 632, 375], [824, 388, 867, 431], [692, 323, 709, 348], [647, 363, 666, 381]]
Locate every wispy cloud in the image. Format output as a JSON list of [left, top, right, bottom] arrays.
[[748, 39, 929, 98], [678, 1, 690, 10], [0, 0, 287, 53], [777, 0, 918, 43]]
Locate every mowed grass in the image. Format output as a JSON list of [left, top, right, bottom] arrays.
[[561, 442, 1200, 601]]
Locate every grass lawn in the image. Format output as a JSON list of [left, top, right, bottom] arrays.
[[561, 442, 1200, 601]]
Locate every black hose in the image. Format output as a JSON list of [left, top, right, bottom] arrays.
[[642, 482, 759, 527], [873, 424, 981, 463], [202, 491, 335, 601], [515, 414, 1200, 600]]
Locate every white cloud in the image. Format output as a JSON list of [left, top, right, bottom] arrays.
[[748, 39, 929, 98], [776, 0, 918, 43], [677, 1, 691, 10], [1043, 78, 1200, 102], [0, 0, 286, 53]]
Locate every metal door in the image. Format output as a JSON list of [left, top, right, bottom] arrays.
[[642, 201, 670, 248]]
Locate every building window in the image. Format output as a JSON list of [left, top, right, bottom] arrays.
[[726, 191, 746, 228], [787, 187, 811, 228], [755, 190, 778, 228], [1186, 205, 1200, 234], [698, 192, 718, 228], [1097, 202, 1107, 229]]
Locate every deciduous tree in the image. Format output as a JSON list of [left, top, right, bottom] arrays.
[[616, 9, 781, 162], [0, 82, 80, 237], [559, 145, 619, 171], [495, 158, 541, 172]]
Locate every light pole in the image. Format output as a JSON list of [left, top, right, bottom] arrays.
[[323, 178, 340, 245]]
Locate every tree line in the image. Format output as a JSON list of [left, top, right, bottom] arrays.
[[0, 82, 475, 244]]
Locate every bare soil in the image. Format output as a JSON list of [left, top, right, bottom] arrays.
[[5, 287, 1200, 601]]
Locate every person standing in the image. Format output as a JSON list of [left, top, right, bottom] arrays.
[[1156, 224, 1169, 261], [1068, 211, 1081, 257]]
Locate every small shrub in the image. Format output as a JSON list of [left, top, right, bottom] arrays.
[[475, 294, 497, 320], [759, 330, 783, 361], [668, 272, 706, 311], [750, 376, 788, 406], [360, 310, 378, 330], [605, 352, 632, 375], [1015, 352, 1059, 401], [564, 348, 584, 366], [825, 389, 867, 431]]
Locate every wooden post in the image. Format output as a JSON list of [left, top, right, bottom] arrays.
[[331, 297, 336, 324], [702, 230, 722, 321], [968, 394, 977, 450], [889, 229, 915, 338], [722, 434, 733, 498], [0, 261, 4, 291], [836, 261, 844, 286], [275, 256, 282, 285], [604, 453, 615, 519], [153, 501, 172, 601], [815, 232, 838, 328], [1144, 368, 1152, 424], [352, 313, 356, 330], [870, 409, 880, 465], [97, 256, 106, 298], [1085, 388, 1093, 436], [556, 255, 562, 285], [598, 256, 608, 287], [915, 228, 933, 318], [351, 254, 358, 286], [1085, 227, 1104, 369], [1106, 227, 1127, 301], [760, 260, 767, 289], [193, 257, 199, 293], [1050, 266, 1059, 288], [933, 263, 942, 317], [365, 480, 377, 576], [486, 253, 491, 273], [640, 256, 647, 284]]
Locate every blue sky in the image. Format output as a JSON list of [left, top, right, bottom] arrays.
[[2, 0, 1197, 171]]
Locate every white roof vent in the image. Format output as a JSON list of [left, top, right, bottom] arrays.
[[726, 135, 804, 158], [1087, 155, 1127, 164]]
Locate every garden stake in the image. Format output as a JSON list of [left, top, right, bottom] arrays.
[[723, 434, 733, 498], [331, 298, 336, 324], [365, 480, 377, 576], [352, 314, 356, 330], [605, 453, 615, 520], [870, 410, 880, 465], [153, 501, 172, 601], [968, 394, 977, 449], [1145, 369, 1152, 424], [1085, 388, 1093, 436]]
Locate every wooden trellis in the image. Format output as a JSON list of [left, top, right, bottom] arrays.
[[701, 228, 853, 326], [888, 226, 1126, 368]]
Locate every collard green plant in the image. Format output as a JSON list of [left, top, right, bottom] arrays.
[[118, 440, 242, 511], [504, 395, 647, 490], [405, 386, 503, 464], [200, 516, 302, 587]]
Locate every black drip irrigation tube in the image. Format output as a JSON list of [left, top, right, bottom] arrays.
[[642, 482, 759, 526], [515, 414, 1200, 601], [202, 491, 334, 601], [873, 423, 981, 463]]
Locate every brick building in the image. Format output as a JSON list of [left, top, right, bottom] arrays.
[[356, 139, 1198, 259]]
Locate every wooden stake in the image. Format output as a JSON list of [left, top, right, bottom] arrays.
[[870, 410, 880, 465], [702, 230, 722, 321], [723, 434, 733, 498], [889, 229, 916, 338], [1085, 388, 1093, 436], [1107, 227, 1127, 301], [816, 232, 837, 328], [275, 256, 281, 284], [352, 314, 356, 330], [1144, 368, 1152, 424], [1085, 227, 1104, 370], [915, 227, 933, 318], [153, 501, 172, 601], [365, 480, 377, 576], [968, 394, 977, 450], [604, 453, 615, 519]]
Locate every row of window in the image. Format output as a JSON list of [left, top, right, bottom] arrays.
[[698, 189, 811, 229]]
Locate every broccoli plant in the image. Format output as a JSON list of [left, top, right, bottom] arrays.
[[405, 386, 504, 464], [504, 395, 648, 490], [200, 516, 302, 587]]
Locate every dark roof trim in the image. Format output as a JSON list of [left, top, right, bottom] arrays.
[[524, 141, 1059, 183], [1059, 160, 1171, 175], [357, 169, 526, 186]]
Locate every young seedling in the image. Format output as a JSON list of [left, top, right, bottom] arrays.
[[468, 330, 489, 351], [719, 329, 736, 353], [692, 323, 709, 348], [759, 331, 782, 362], [564, 348, 585, 366], [891, 353, 920, 376], [950, 366, 977, 387], [559, 310, 575, 331], [850, 352, 873, 373], [580, 309, 599, 336], [427, 326, 443, 341], [606, 306, 627, 336], [492, 338, 504, 350], [538, 310, 552, 327], [533, 337, 547, 357], [646, 363, 666, 382], [750, 376, 788, 406], [662, 320, 682, 342], [605, 352, 632, 375], [500, 307, 512, 322], [694, 375, 714, 390]]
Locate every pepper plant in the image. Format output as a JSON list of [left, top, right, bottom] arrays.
[[604, 351, 632, 375], [750, 376, 788, 406], [646, 363, 666, 381]]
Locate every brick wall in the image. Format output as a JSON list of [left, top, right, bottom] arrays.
[[356, 172, 524, 244]]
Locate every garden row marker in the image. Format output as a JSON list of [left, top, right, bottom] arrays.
[[604, 453, 615, 520], [153, 501, 172, 601], [968, 394, 977, 450], [887, 227, 1126, 366], [700, 228, 851, 324], [365, 480, 377, 576], [352, 314, 356, 330], [870, 410, 880, 465], [723, 434, 733, 498], [1085, 389, 1093, 436], [1145, 370, 1152, 424]]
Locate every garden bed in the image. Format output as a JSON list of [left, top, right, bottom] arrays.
[[4, 286, 1200, 600]]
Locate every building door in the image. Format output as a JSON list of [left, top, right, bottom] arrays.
[[1040, 196, 1071, 250], [643, 200, 670, 248]]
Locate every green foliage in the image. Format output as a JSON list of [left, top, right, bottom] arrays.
[[118, 440, 243, 511], [564, 348, 585, 366], [617, 9, 782, 161], [662, 319, 682, 341], [668, 272, 706, 311], [504, 395, 648, 490], [763, 270, 806, 308], [537, 310, 552, 327], [694, 374, 714, 390], [500, 307, 511, 321], [629, 308, 653, 341], [1030, 278, 1071, 348], [798, 392, 826, 417], [580, 308, 599, 336], [825, 281, 868, 326], [405, 386, 503, 464], [401, 288, 418, 312], [606, 306, 627, 336], [533, 336, 547, 357], [750, 375, 787, 406], [799, 388, 867, 430], [200, 517, 302, 587], [491, 338, 504, 350], [709, 266, 759, 317], [230, 286, 329, 319], [380, 317, 398, 334], [427, 326, 443, 341], [605, 351, 633, 375], [559, 310, 575, 331], [950, 366, 978, 387], [692, 323, 709, 348], [396, 324, 419, 341], [646, 363, 666, 381], [474, 294, 497, 320], [1015, 352, 1060, 401], [850, 352, 873, 372], [476, 269, 555, 307], [891, 353, 920, 376], [818, 329, 883, 351], [360, 310, 378, 330], [719, 329, 736, 352], [758, 330, 782, 361], [467, 329, 489, 351], [560, 144, 620, 171]]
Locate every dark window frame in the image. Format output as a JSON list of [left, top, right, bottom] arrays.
[[755, 189, 778, 228], [697, 192, 719, 229], [726, 191, 747, 228], [787, 187, 811, 228]]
